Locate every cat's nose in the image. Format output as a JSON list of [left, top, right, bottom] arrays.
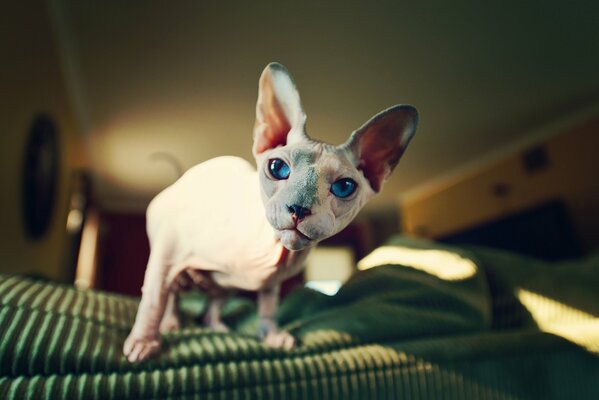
[[287, 204, 311, 220]]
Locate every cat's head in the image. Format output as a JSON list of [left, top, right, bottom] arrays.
[[253, 63, 418, 251]]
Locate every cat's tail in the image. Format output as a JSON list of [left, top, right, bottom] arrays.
[[149, 151, 184, 180]]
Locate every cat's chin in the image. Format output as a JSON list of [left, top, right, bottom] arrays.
[[278, 229, 313, 251]]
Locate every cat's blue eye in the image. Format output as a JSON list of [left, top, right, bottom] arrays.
[[330, 178, 357, 198], [268, 158, 291, 180]]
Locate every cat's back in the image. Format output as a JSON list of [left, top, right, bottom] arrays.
[[146, 156, 262, 239], [179, 155, 256, 187]]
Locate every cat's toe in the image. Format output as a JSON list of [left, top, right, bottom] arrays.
[[208, 321, 230, 333], [264, 331, 295, 350], [123, 334, 161, 363]]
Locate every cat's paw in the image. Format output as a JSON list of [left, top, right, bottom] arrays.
[[263, 330, 295, 350], [208, 321, 230, 333], [159, 314, 180, 333], [123, 333, 161, 363]]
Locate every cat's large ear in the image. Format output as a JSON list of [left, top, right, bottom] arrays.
[[253, 63, 309, 157], [342, 105, 418, 192]]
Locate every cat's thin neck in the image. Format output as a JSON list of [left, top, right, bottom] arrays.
[[276, 245, 311, 270]]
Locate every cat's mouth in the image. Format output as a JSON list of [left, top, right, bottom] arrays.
[[278, 228, 313, 250], [283, 227, 313, 243], [291, 228, 312, 241]]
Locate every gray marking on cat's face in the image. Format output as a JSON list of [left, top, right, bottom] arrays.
[[257, 140, 373, 251], [287, 149, 319, 208]]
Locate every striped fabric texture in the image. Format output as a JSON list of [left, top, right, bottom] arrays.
[[1, 237, 599, 399]]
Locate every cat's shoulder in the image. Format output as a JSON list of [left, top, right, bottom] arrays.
[[183, 156, 255, 178]]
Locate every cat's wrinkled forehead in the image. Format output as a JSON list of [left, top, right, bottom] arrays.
[[288, 146, 316, 166], [287, 141, 359, 183], [288, 142, 353, 174]]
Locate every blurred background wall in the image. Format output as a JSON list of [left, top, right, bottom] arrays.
[[0, 2, 82, 281]]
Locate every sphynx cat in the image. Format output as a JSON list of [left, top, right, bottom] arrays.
[[123, 62, 418, 362]]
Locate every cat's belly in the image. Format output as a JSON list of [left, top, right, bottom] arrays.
[[167, 267, 226, 296], [165, 241, 286, 292]]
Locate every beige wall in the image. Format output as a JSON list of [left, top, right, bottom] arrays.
[[0, 2, 82, 281], [401, 117, 599, 252], [52, 2, 599, 212]]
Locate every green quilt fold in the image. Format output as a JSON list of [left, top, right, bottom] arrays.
[[1, 236, 598, 399]]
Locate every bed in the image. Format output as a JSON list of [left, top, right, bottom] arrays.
[[1, 236, 598, 399]]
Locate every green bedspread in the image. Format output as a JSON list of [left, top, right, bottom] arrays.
[[1, 237, 598, 399]]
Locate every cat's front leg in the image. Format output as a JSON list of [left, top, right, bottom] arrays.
[[258, 284, 295, 349], [124, 250, 171, 362]]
